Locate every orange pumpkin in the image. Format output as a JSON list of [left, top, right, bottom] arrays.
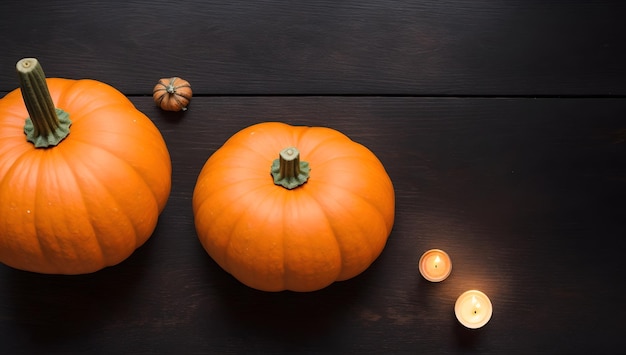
[[0, 58, 171, 274], [192, 122, 395, 292], [152, 77, 192, 111]]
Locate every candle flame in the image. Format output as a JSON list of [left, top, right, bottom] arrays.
[[434, 255, 441, 268], [471, 296, 481, 314]]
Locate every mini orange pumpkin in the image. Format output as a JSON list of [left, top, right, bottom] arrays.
[[192, 122, 395, 292], [0, 58, 172, 274], [152, 77, 192, 111]]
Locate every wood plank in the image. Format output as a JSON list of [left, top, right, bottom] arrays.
[[0, 97, 624, 353], [0, 0, 624, 95]]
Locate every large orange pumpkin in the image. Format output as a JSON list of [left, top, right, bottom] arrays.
[[0, 58, 171, 274], [192, 122, 395, 292]]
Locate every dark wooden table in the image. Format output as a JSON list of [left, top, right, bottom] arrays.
[[1, 1, 625, 353]]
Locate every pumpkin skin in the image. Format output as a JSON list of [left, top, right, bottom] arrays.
[[192, 122, 395, 292], [0, 78, 172, 274]]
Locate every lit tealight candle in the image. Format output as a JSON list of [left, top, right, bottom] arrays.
[[455, 290, 493, 329], [418, 249, 452, 282]]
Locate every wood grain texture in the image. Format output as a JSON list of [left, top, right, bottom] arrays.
[[0, 0, 624, 95], [0, 97, 624, 354]]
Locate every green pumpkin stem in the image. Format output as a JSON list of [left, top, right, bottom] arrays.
[[271, 147, 310, 189], [16, 58, 71, 148]]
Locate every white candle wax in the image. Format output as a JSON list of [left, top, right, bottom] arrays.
[[455, 290, 493, 329], [418, 249, 452, 282]]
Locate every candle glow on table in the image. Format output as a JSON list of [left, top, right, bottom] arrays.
[[455, 290, 493, 329], [418, 249, 452, 282]]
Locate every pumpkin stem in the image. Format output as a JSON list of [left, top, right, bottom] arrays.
[[165, 78, 177, 94], [271, 147, 310, 189], [16, 58, 71, 148]]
